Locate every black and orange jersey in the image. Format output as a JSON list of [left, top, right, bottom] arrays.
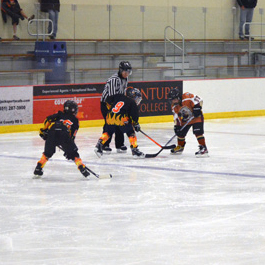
[[105, 94, 139, 126], [172, 92, 203, 126], [43, 111, 79, 139]]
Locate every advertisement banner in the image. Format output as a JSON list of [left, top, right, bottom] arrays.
[[0, 86, 33, 126], [130, 80, 183, 116], [33, 83, 104, 123], [33, 81, 182, 124]]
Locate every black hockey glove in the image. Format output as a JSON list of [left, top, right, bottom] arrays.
[[64, 152, 72, 160], [39, 128, 48, 140], [193, 104, 202, 117], [174, 125, 181, 135], [134, 123, 141, 132]]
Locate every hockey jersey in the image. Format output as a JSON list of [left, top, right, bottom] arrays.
[[43, 111, 79, 139], [171, 92, 203, 126], [105, 94, 139, 126]]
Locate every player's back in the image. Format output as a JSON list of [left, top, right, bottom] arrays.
[[46, 111, 79, 137], [106, 94, 137, 126]]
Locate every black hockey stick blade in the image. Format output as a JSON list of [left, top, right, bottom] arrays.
[[145, 149, 164, 158], [161, 144, 176, 150], [145, 144, 175, 158]]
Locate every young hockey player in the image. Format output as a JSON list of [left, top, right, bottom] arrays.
[[95, 87, 144, 158], [33, 100, 90, 178], [100, 61, 133, 154], [168, 88, 209, 157]]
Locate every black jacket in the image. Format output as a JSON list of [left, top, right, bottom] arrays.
[[237, 0, 257, 8], [40, 0, 60, 13], [1, 0, 23, 22]]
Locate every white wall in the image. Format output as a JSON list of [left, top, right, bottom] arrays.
[[1, 0, 265, 39], [184, 78, 265, 114]]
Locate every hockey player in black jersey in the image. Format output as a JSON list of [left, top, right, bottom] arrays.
[[95, 87, 144, 158], [100, 61, 132, 154], [33, 100, 90, 178]]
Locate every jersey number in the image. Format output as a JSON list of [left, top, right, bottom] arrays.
[[112, 101, 124, 113], [61, 119, 73, 130]]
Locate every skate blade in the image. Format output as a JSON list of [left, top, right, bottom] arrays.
[[94, 149, 103, 158], [132, 155, 145, 159], [170, 152, 183, 155], [116, 150, 127, 153], [195, 153, 209, 158], [32, 175, 42, 179]]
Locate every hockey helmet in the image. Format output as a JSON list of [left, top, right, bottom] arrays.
[[126, 87, 142, 105], [119, 61, 132, 75], [167, 88, 182, 105], [64, 100, 78, 115]]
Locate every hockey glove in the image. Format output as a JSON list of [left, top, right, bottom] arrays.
[[39, 128, 48, 140], [174, 125, 181, 135], [178, 106, 192, 122], [134, 123, 141, 132], [64, 152, 71, 160], [193, 104, 202, 117]]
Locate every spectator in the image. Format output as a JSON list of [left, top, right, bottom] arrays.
[[1, 0, 35, 40], [237, 0, 257, 40], [40, 0, 60, 40]]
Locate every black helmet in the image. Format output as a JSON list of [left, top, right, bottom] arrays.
[[119, 61, 132, 75], [64, 100, 78, 115], [126, 87, 142, 105], [167, 88, 182, 104]]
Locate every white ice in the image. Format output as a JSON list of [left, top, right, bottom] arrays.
[[0, 117, 265, 265]]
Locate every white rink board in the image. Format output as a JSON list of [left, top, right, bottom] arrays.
[[183, 78, 265, 113], [0, 86, 33, 125]]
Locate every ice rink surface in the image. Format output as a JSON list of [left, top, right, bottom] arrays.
[[0, 117, 265, 265]]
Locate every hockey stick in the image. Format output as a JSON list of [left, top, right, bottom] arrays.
[[145, 116, 194, 158], [86, 166, 112, 179], [57, 146, 112, 179], [139, 129, 176, 150], [144, 135, 176, 158]]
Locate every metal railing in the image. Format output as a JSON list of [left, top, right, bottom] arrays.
[[164, 26, 185, 75], [243, 22, 265, 64], [28, 19, 53, 41]]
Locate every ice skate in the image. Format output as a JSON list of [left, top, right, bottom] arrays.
[[102, 145, 112, 154], [131, 146, 145, 158], [78, 165, 90, 177], [171, 145, 185, 155], [94, 140, 104, 158], [195, 145, 209, 157], [33, 162, 43, 179], [116, 145, 127, 153]]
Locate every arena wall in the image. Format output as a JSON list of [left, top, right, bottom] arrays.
[[1, 77, 265, 133], [1, 1, 265, 40]]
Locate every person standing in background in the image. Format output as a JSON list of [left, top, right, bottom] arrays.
[[237, 0, 257, 40], [39, 0, 60, 39]]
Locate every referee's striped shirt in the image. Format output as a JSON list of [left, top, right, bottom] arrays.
[[101, 73, 128, 102]]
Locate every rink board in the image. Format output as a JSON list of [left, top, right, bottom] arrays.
[[1, 78, 265, 133]]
